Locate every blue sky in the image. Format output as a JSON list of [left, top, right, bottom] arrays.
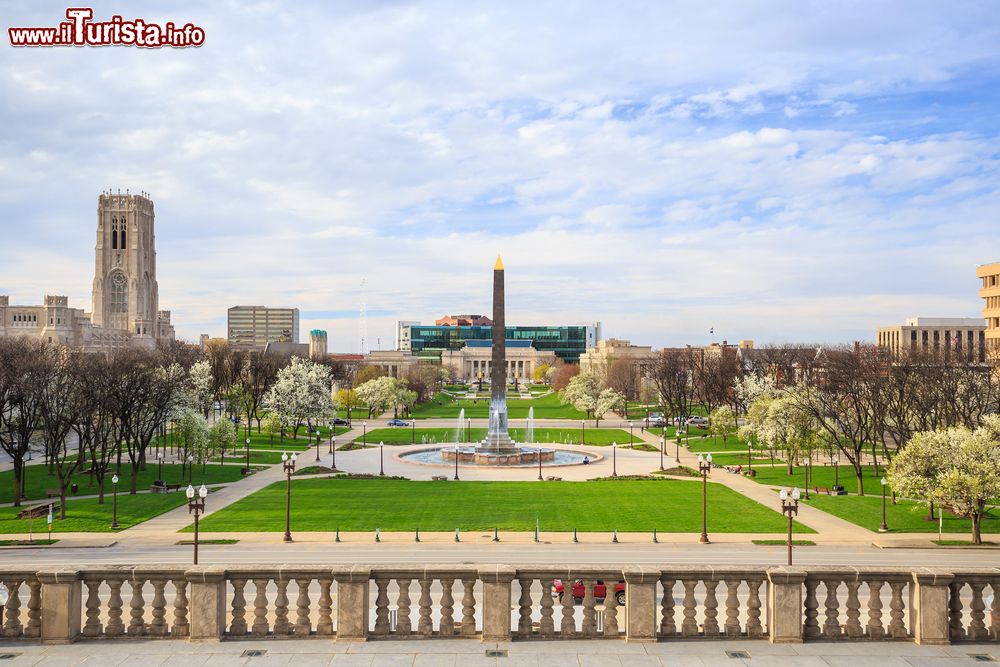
[[1, 1, 998, 351]]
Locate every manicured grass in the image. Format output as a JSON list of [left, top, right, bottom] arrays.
[[932, 540, 998, 546], [176, 538, 239, 545], [750, 464, 886, 496], [0, 462, 244, 504], [211, 451, 286, 465], [411, 392, 587, 420], [190, 478, 812, 533], [0, 538, 60, 546], [356, 427, 642, 446], [752, 539, 816, 546], [805, 494, 1000, 534], [704, 453, 774, 467], [0, 491, 192, 533]]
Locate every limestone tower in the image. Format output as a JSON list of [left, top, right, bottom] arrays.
[[91, 190, 161, 340]]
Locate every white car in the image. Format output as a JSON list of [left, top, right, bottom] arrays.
[[686, 416, 709, 427]]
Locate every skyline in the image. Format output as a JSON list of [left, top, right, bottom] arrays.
[[2, 1, 999, 350]]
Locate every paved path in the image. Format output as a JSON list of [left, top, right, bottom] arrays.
[[0, 638, 996, 666]]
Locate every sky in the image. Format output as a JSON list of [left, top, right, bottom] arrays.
[[1, 1, 998, 352]]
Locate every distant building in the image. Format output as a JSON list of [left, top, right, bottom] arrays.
[[395, 320, 420, 351], [1, 191, 175, 350], [579, 339, 657, 377], [435, 314, 493, 327], [228, 306, 299, 350], [309, 329, 328, 360], [876, 317, 986, 360], [978, 262, 1000, 357], [199, 334, 211, 350], [395, 321, 601, 363]]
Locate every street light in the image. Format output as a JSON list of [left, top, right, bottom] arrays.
[[245, 437, 251, 470], [187, 454, 194, 483], [779, 487, 801, 565], [629, 421, 634, 449], [110, 474, 120, 529], [454, 444, 460, 481], [581, 420, 585, 445], [282, 452, 297, 543], [186, 483, 208, 564], [315, 428, 321, 462], [697, 454, 713, 544], [659, 431, 665, 471], [411, 418, 415, 445], [379, 441, 385, 477], [611, 442, 618, 478], [879, 477, 889, 532], [328, 421, 335, 454], [156, 452, 163, 482], [537, 446, 543, 481], [363, 421, 368, 447]]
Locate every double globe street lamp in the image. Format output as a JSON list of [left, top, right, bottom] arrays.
[[282, 452, 297, 543], [110, 473, 120, 529], [186, 483, 208, 564], [779, 487, 801, 565], [879, 476, 890, 533]]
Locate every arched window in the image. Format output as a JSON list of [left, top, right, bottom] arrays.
[[120, 218, 126, 249], [111, 217, 118, 250], [108, 271, 129, 330]]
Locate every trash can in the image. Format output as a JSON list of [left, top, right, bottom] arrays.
[[71, 483, 78, 493]]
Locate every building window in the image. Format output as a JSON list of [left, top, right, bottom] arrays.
[[112, 217, 118, 250], [108, 271, 129, 330]]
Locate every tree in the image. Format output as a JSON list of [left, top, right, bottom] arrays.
[[188, 360, 214, 418], [356, 376, 402, 418], [595, 388, 625, 428], [551, 363, 580, 392], [532, 363, 552, 384], [176, 409, 209, 476], [355, 364, 384, 386], [265, 357, 334, 438], [646, 348, 695, 424], [0, 337, 49, 506], [709, 405, 737, 448], [36, 347, 84, 519], [404, 364, 442, 404], [740, 395, 774, 462], [889, 418, 1000, 544], [336, 389, 360, 421], [238, 351, 284, 432], [208, 418, 238, 464], [605, 358, 640, 416], [560, 372, 603, 421], [733, 373, 777, 416]]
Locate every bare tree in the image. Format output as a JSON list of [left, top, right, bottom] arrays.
[[0, 337, 48, 507], [646, 348, 695, 423]]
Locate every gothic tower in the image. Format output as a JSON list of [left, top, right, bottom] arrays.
[[91, 190, 160, 340]]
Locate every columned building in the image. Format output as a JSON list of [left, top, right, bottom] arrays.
[[876, 317, 987, 360], [978, 262, 1000, 357]]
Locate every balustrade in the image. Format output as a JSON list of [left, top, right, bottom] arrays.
[[657, 568, 766, 640], [947, 572, 1000, 642]]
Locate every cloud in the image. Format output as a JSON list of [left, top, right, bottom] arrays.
[[0, 1, 998, 351]]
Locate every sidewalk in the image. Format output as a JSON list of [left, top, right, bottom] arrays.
[[0, 638, 995, 666]]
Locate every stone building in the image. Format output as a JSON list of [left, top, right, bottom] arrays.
[[978, 261, 1000, 357], [876, 317, 987, 361], [0, 191, 175, 350], [227, 305, 299, 350]]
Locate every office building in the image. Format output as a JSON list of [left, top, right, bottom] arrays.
[[876, 317, 987, 360], [978, 262, 1000, 357], [228, 306, 299, 350]]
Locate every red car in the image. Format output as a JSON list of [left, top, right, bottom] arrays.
[[553, 579, 625, 606]]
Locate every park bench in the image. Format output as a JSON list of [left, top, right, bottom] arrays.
[[431, 475, 448, 481], [45, 488, 61, 498], [152, 482, 182, 493], [742, 469, 757, 477], [815, 486, 832, 495], [17, 503, 57, 520], [240, 467, 254, 476]]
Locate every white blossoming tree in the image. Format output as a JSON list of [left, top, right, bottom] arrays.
[[595, 388, 626, 428], [264, 357, 335, 438], [356, 376, 403, 418], [188, 359, 215, 418], [559, 372, 603, 420], [709, 405, 738, 448]]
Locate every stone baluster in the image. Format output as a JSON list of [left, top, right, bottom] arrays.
[[680, 579, 699, 636], [127, 577, 146, 636], [703, 579, 720, 637], [948, 581, 964, 640], [251, 578, 270, 636], [82, 579, 103, 637], [439, 578, 455, 637], [373, 578, 390, 636], [396, 578, 412, 636], [968, 582, 987, 640], [294, 578, 312, 636], [823, 578, 842, 638], [867, 580, 885, 638], [418, 578, 433, 637], [148, 578, 168, 637], [844, 581, 863, 638], [273, 578, 290, 635], [539, 579, 555, 637], [991, 583, 1000, 641], [803, 578, 821, 639], [560, 580, 576, 636], [581, 581, 597, 637], [517, 578, 533, 637], [746, 579, 764, 638], [229, 578, 247, 636], [724, 579, 741, 637], [24, 579, 41, 638], [888, 581, 907, 638], [106, 577, 126, 638], [660, 578, 676, 637], [171, 578, 189, 638], [603, 583, 619, 637], [316, 578, 334, 636], [1, 578, 23, 637], [461, 578, 477, 636]]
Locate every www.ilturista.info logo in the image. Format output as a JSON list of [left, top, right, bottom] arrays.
[[8, 8, 205, 48]]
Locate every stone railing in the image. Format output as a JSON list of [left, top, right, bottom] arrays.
[[0, 565, 997, 645]]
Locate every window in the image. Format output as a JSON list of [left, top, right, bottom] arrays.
[[108, 271, 129, 330], [112, 217, 118, 250]]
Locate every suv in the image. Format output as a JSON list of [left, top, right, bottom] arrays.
[[332, 417, 349, 426], [553, 579, 625, 606]]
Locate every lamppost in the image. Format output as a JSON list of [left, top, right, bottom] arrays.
[[328, 421, 335, 454], [245, 437, 251, 470], [379, 440, 385, 477], [282, 452, 297, 543], [315, 429, 321, 462], [186, 483, 207, 564], [157, 452, 163, 482], [467, 417, 471, 443], [110, 473, 120, 529], [659, 431, 665, 471], [629, 421, 634, 449], [581, 420, 585, 445], [453, 444, 460, 481], [879, 477, 889, 532], [187, 454, 194, 483], [411, 418, 415, 445], [537, 446, 543, 481], [697, 453, 713, 544], [330, 437, 336, 469], [611, 442, 618, 478], [363, 422, 368, 447], [779, 487, 801, 565]]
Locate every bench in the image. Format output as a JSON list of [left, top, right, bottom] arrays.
[[431, 475, 448, 481], [45, 488, 61, 498], [743, 469, 757, 477], [17, 504, 57, 520], [152, 483, 182, 493], [240, 467, 254, 476], [815, 486, 832, 495]]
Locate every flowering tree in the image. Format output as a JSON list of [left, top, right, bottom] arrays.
[[356, 376, 402, 418], [208, 417, 238, 463], [188, 360, 215, 417], [889, 416, 1000, 544], [264, 357, 335, 438], [733, 373, 776, 415], [559, 372, 602, 419], [177, 409, 209, 466], [709, 405, 738, 448], [594, 388, 625, 428]]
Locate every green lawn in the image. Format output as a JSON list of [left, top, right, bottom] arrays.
[[704, 453, 775, 466], [805, 494, 1000, 535], [411, 392, 587, 420], [749, 464, 887, 496], [211, 451, 287, 465], [1, 463, 244, 504], [355, 427, 642, 446], [189, 478, 812, 533], [0, 491, 192, 533]]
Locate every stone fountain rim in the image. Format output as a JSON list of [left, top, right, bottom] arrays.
[[393, 444, 606, 469]]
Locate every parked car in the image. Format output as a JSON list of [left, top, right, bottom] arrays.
[[649, 418, 667, 428], [553, 579, 625, 606], [332, 417, 350, 426], [387, 419, 409, 427], [686, 416, 709, 427]]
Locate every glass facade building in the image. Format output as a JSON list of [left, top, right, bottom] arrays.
[[405, 324, 599, 363]]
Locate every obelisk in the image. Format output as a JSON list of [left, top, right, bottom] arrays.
[[482, 255, 516, 452]]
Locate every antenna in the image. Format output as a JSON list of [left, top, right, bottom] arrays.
[[359, 278, 368, 355]]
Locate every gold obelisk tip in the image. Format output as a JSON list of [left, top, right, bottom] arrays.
[[494, 255, 504, 270]]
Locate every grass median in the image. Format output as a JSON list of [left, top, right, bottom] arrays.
[[355, 427, 643, 446]]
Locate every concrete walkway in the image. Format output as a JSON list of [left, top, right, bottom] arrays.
[[0, 638, 996, 666]]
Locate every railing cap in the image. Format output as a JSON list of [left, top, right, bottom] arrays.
[[622, 565, 661, 584], [184, 566, 227, 583], [766, 566, 808, 584], [34, 567, 80, 584], [478, 565, 517, 583], [331, 565, 371, 583], [911, 567, 954, 585]]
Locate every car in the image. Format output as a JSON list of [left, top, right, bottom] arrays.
[[387, 419, 409, 427], [686, 416, 709, 427], [553, 579, 625, 606], [332, 418, 349, 426], [649, 418, 667, 428]]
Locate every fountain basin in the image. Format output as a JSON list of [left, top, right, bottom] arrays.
[[399, 446, 600, 468]]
